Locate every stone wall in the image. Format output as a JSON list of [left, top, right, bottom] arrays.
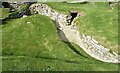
[[81, 34, 119, 63], [29, 4, 69, 25]]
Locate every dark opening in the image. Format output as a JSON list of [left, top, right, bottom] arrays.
[[70, 12, 78, 24], [2, 2, 11, 8], [80, 1, 89, 4]]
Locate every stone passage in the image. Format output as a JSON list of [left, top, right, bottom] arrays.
[[30, 3, 119, 63], [66, 11, 78, 25]]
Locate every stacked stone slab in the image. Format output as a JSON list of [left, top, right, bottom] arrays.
[[30, 4, 68, 25], [29, 3, 119, 63], [81, 34, 119, 63]]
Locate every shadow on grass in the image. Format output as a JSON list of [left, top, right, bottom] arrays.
[[2, 17, 11, 25], [63, 41, 88, 58], [37, 56, 81, 64]]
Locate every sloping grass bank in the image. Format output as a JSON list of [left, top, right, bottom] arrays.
[[2, 14, 118, 71], [0, 8, 10, 19]]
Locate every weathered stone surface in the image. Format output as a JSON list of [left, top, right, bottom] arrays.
[[92, 38, 98, 44]]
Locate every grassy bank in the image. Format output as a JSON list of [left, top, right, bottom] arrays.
[[2, 14, 118, 71], [0, 8, 10, 19]]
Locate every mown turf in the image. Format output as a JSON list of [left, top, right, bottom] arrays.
[[0, 8, 10, 19], [45, 2, 118, 53], [2, 14, 118, 71], [2, 55, 118, 71]]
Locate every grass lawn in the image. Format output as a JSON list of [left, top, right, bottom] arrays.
[[0, 8, 10, 19], [2, 14, 118, 71], [45, 2, 118, 53]]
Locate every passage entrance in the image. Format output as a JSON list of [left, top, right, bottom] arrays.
[[70, 12, 78, 24]]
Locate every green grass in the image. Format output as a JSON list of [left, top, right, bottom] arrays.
[[2, 14, 118, 71], [75, 3, 118, 53], [2, 55, 118, 71], [0, 4, 29, 20], [0, 8, 10, 19], [45, 2, 118, 53]]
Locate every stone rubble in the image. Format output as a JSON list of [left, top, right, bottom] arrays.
[[30, 3, 119, 63]]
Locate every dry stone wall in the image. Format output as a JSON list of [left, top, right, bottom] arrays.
[[29, 3, 119, 63], [81, 34, 119, 63]]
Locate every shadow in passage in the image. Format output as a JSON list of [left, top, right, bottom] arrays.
[[53, 20, 69, 42], [53, 20, 87, 58]]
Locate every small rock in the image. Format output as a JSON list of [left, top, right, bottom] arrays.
[[86, 36, 91, 40], [59, 28, 63, 30], [27, 22, 30, 24], [112, 52, 118, 56], [82, 34, 85, 38], [23, 15, 27, 18]]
